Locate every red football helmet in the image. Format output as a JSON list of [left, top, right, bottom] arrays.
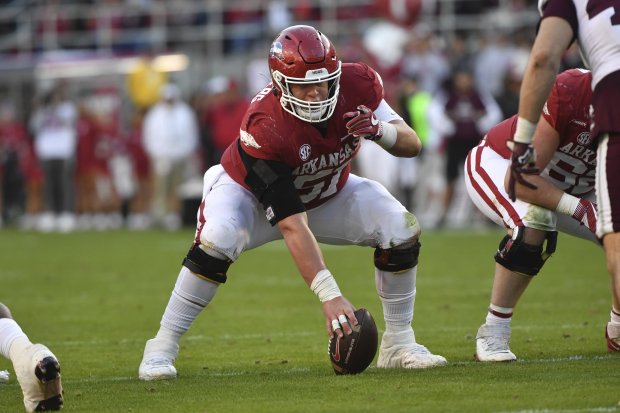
[[268, 25, 341, 123]]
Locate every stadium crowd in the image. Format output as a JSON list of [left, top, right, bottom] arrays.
[[0, 0, 579, 232]]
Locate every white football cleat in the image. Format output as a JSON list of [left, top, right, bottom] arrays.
[[475, 323, 517, 362], [10, 343, 63, 412], [377, 329, 447, 369], [138, 338, 179, 381]]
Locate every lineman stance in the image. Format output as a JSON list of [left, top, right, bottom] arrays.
[[0, 303, 63, 411], [138, 25, 446, 380], [465, 69, 601, 360], [507, 0, 620, 351]]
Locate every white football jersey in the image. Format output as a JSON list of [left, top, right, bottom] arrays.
[[543, 0, 620, 89], [574, 0, 620, 88]]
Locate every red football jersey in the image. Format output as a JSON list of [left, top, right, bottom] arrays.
[[221, 62, 384, 209], [486, 69, 595, 196]]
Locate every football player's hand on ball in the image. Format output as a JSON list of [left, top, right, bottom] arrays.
[[343, 105, 383, 141], [322, 296, 358, 339], [572, 199, 598, 234]]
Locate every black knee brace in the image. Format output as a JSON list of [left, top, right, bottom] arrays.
[[374, 241, 421, 272], [182, 245, 232, 284], [494, 227, 557, 276]]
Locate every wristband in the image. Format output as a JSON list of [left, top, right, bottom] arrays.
[[513, 116, 537, 144], [310, 269, 342, 303], [556, 192, 580, 216], [377, 121, 397, 149]]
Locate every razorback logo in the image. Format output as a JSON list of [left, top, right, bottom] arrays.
[[240, 130, 261, 149]]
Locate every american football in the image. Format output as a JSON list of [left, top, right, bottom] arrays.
[[328, 308, 378, 375]]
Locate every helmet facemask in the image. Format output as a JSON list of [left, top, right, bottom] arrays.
[[272, 61, 341, 123]]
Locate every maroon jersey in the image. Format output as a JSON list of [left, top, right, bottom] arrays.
[[486, 69, 594, 196], [221, 62, 383, 209], [542, 0, 620, 137]]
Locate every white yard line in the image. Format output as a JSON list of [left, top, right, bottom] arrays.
[[495, 407, 620, 413]]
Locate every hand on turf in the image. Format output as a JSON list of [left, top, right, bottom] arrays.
[[343, 105, 383, 141], [506, 140, 539, 202], [571, 199, 598, 234], [323, 296, 358, 339]]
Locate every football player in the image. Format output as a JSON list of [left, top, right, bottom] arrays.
[[0, 303, 63, 411], [138, 25, 446, 380], [506, 0, 620, 351], [465, 68, 601, 361]]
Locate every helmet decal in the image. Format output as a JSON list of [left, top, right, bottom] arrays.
[[269, 41, 284, 61]]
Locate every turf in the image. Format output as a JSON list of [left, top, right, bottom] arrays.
[[0, 228, 618, 412]]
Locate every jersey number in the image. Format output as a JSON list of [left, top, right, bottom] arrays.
[[587, 0, 620, 25], [546, 153, 595, 194], [294, 164, 347, 204]]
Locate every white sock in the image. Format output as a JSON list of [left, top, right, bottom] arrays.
[[486, 304, 513, 326], [158, 266, 219, 341], [375, 266, 416, 334], [610, 308, 620, 326], [0, 319, 29, 359]]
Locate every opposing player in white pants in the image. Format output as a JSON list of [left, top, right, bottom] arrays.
[[138, 25, 446, 380], [0, 303, 63, 412], [464, 69, 605, 361]]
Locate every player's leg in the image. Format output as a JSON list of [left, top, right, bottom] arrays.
[[139, 166, 278, 380], [465, 143, 558, 361], [0, 303, 63, 412], [475, 227, 557, 361], [309, 175, 446, 368], [596, 133, 620, 351], [437, 140, 460, 228], [373, 241, 447, 368]]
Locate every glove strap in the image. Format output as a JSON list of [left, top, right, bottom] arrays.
[[377, 121, 397, 149]]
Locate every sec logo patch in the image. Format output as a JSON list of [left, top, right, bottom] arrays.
[[299, 144, 311, 161]]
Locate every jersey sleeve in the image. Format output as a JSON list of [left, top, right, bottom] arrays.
[[238, 114, 282, 162], [341, 63, 384, 111], [542, 0, 578, 39]]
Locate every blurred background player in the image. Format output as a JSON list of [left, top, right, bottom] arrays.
[[428, 65, 502, 228], [198, 76, 250, 169], [506, 0, 620, 352], [142, 83, 199, 231], [138, 25, 446, 381], [29, 83, 78, 233], [465, 69, 600, 361], [0, 302, 63, 412]]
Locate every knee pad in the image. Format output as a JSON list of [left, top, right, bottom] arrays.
[[182, 245, 232, 284], [494, 227, 557, 276], [374, 241, 421, 273]]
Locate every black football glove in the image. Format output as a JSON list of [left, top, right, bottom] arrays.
[[506, 140, 539, 202]]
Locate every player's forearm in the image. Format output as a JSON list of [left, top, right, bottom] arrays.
[[516, 18, 572, 143], [383, 121, 422, 157], [517, 66, 557, 129], [278, 213, 328, 287], [509, 173, 563, 210]]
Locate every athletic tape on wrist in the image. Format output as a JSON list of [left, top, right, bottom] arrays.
[[513, 117, 537, 144], [310, 269, 342, 302], [556, 192, 580, 216], [377, 121, 397, 149]]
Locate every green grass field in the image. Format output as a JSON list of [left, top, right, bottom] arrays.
[[0, 228, 618, 412]]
